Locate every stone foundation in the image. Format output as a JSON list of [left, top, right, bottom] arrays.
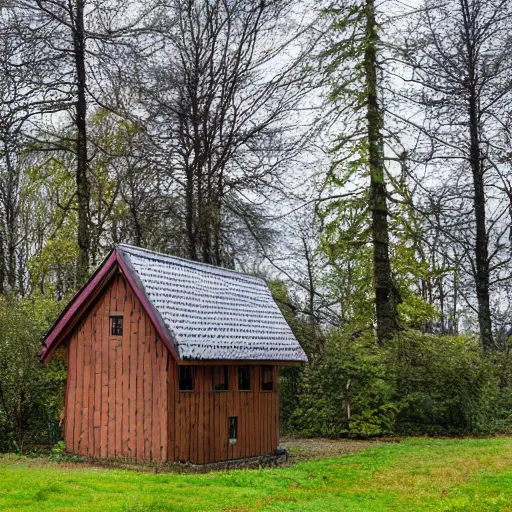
[[75, 447, 289, 473], [165, 447, 289, 473]]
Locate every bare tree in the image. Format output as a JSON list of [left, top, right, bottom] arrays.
[[397, 0, 512, 350], [123, 0, 322, 266], [0, 7, 70, 294], [7, 0, 162, 285]]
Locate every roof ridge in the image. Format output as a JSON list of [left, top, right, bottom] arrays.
[[116, 243, 266, 284]]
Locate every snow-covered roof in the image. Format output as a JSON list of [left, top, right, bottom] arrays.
[[117, 244, 307, 361], [41, 244, 307, 363]]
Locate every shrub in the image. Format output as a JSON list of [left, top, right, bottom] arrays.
[[287, 330, 397, 438], [281, 329, 512, 438], [0, 297, 66, 453], [390, 332, 501, 435]]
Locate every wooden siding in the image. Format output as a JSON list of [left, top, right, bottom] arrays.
[[169, 365, 279, 464], [63, 271, 280, 465], [64, 273, 169, 463]]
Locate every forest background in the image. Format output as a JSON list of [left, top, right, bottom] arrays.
[[1, 0, 512, 452]]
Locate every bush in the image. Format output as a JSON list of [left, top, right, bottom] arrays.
[[0, 297, 66, 453], [287, 330, 397, 438], [281, 329, 512, 438], [391, 332, 501, 435]]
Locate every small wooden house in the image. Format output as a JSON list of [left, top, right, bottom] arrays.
[[41, 244, 307, 464]]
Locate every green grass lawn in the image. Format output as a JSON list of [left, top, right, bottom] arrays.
[[2, 438, 512, 511]]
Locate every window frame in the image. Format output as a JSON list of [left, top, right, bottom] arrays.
[[109, 315, 124, 337], [229, 416, 238, 445], [213, 365, 229, 392], [261, 365, 274, 392], [178, 366, 194, 392], [238, 365, 251, 391]]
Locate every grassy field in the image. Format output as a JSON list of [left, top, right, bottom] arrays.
[[1, 438, 512, 511]]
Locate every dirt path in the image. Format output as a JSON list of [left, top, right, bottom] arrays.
[[280, 437, 381, 463]]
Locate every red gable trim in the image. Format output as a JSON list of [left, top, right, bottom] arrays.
[[116, 246, 180, 361], [40, 247, 180, 363], [40, 249, 117, 362]]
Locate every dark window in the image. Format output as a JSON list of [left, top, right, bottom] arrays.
[[229, 416, 238, 444], [179, 366, 194, 391], [238, 365, 250, 391], [213, 366, 229, 391], [109, 315, 123, 336], [261, 366, 274, 391]]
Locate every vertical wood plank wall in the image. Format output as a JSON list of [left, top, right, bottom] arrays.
[[65, 273, 169, 463], [64, 271, 280, 464], [169, 365, 279, 464]]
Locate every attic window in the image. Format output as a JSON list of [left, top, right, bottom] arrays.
[[109, 315, 123, 336], [213, 366, 229, 391], [261, 366, 274, 391], [238, 365, 250, 391], [179, 366, 194, 391]]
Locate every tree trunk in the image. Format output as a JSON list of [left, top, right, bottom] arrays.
[[185, 158, 197, 261], [452, 261, 459, 334], [73, 0, 91, 286], [468, 100, 495, 350], [0, 227, 5, 295], [462, 0, 495, 350], [364, 0, 399, 344], [4, 149, 17, 293]]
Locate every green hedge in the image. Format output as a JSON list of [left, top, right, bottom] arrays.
[[281, 330, 512, 438]]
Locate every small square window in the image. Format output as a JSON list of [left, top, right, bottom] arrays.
[[229, 416, 238, 444], [179, 366, 194, 391], [238, 365, 250, 391], [261, 366, 274, 391], [213, 366, 229, 391], [110, 315, 123, 336]]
